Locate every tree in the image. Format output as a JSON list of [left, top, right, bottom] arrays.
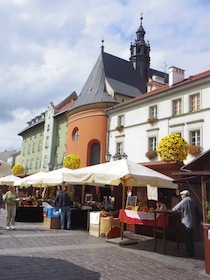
[[12, 164, 24, 175], [157, 133, 189, 162], [63, 154, 80, 169]]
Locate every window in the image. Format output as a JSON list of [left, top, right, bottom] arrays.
[[38, 140, 42, 151], [32, 143, 36, 153], [190, 93, 200, 112], [148, 137, 157, 151], [149, 105, 157, 119], [36, 158, 40, 169], [90, 142, 100, 165], [116, 142, 123, 155], [47, 124, 50, 131], [190, 130, 200, 146], [173, 98, 182, 115], [72, 128, 79, 142], [43, 156, 48, 168], [30, 158, 34, 169], [55, 154, 58, 165], [45, 136, 49, 148], [57, 135, 60, 147], [118, 115, 124, 126], [28, 144, 31, 154]]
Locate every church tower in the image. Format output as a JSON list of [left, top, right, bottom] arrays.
[[130, 14, 150, 89]]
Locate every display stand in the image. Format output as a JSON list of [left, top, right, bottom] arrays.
[[153, 210, 180, 255], [15, 206, 43, 222], [100, 217, 120, 238]]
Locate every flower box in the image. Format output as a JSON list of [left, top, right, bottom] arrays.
[[145, 150, 157, 160], [115, 125, 123, 132], [147, 117, 158, 124], [189, 145, 202, 156]]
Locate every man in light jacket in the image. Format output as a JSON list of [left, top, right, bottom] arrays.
[[172, 190, 196, 257]]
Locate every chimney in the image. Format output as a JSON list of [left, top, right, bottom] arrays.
[[169, 66, 185, 86]]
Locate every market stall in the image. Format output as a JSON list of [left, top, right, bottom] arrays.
[[118, 209, 169, 227], [16, 205, 43, 222]]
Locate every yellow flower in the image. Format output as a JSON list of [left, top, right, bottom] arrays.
[[157, 134, 189, 162], [63, 154, 80, 169], [12, 164, 24, 175]]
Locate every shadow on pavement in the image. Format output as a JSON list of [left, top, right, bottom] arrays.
[[126, 237, 205, 260], [0, 255, 101, 280]]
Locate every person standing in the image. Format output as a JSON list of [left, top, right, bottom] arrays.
[[172, 190, 196, 257], [3, 186, 17, 230], [54, 185, 72, 230]]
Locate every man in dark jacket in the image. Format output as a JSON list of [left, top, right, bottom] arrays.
[[55, 185, 71, 230]]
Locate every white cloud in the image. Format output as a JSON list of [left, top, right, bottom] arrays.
[[0, 0, 210, 152]]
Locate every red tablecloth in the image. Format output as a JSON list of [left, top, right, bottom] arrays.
[[119, 209, 169, 227]]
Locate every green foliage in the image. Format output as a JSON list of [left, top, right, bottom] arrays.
[[206, 201, 210, 220]]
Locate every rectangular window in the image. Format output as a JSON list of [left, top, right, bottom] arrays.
[[118, 115, 124, 126], [190, 130, 200, 146], [149, 105, 157, 119], [173, 98, 182, 115], [148, 137, 157, 151], [116, 142, 123, 155], [190, 93, 200, 112], [57, 135, 60, 147], [45, 136, 49, 148]]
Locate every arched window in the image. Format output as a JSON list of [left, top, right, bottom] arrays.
[[30, 158, 34, 169], [43, 156, 48, 168], [72, 127, 79, 142], [90, 142, 100, 165], [32, 143, 36, 153], [36, 157, 40, 169]]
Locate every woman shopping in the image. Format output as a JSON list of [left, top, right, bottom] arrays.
[[3, 186, 17, 230]]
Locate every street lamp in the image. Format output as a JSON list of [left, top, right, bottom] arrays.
[[121, 152, 128, 159], [113, 153, 119, 161], [105, 152, 112, 162]]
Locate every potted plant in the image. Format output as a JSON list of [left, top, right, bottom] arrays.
[[157, 133, 189, 162], [189, 145, 203, 156], [145, 150, 157, 160], [203, 201, 210, 274], [206, 201, 210, 221], [147, 117, 158, 124]]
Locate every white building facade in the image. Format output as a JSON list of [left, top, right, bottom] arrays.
[[106, 67, 210, 164]]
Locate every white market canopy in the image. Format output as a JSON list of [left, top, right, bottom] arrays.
[[0, 175, 20, 186], [14, 171, 47, 188], [63, 159, 177, 189], [42, 167, 74, 186]]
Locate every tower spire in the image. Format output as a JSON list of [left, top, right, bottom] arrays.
[[101, 38, 104, 53], [129, 14, 150, 91]]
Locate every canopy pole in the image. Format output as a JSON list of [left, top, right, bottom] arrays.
[[201, 176, 207, 223], [121, 179, 126, 240]]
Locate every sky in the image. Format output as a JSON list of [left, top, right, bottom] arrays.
[[0, 0, 210, 153]]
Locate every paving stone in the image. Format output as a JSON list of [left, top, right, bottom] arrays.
[[0, 209, 209, 280]]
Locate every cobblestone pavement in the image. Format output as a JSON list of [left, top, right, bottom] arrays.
[[0, 209, 209, 280]]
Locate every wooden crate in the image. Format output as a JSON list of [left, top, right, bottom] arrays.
[[43, 217, 61, 229]]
